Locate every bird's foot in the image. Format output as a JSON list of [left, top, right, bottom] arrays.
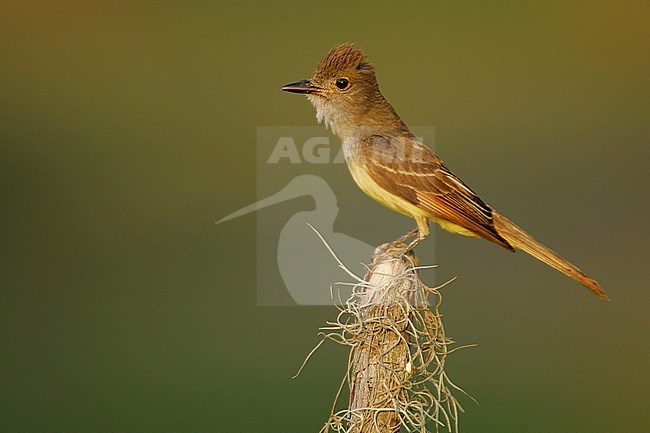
[[395, 227, 419, 244], [389, 228, 425, 254], [392, 218, 429, 254], [403, 233, 426, 253]]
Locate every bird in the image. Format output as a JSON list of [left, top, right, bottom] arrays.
[[281, 43, 609, 301]]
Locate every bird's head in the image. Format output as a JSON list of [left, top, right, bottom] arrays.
[[282, 44, 385, 137]]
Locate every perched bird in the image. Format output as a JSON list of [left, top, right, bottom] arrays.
[[282, 43, 608, 300]]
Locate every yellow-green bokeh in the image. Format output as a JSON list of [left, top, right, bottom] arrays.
[[1, 2, 648, 431]]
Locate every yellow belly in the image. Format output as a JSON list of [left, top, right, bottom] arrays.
[[347, 161, 479, 238]]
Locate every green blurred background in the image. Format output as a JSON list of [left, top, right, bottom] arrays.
[[1, 1, 648, 432]]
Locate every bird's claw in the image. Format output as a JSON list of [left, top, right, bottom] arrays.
[[404, 235, 425, 253], [396, 227, 419, 244], [391, 227, 426, 254]]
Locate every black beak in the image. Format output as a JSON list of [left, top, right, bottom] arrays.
[[281, 80, 323, 94]]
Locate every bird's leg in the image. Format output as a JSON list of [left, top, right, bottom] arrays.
[[404, 216, 430, 252]]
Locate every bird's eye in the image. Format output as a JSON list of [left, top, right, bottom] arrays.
[[335, 78, 349, 90]]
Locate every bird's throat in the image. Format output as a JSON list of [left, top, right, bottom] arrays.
[[307, 92, 407, 140]]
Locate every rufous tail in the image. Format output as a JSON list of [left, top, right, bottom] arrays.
[[492, 211, 609, 301]]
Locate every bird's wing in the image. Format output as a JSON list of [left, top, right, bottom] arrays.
[[359, 134, 514, 250]]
